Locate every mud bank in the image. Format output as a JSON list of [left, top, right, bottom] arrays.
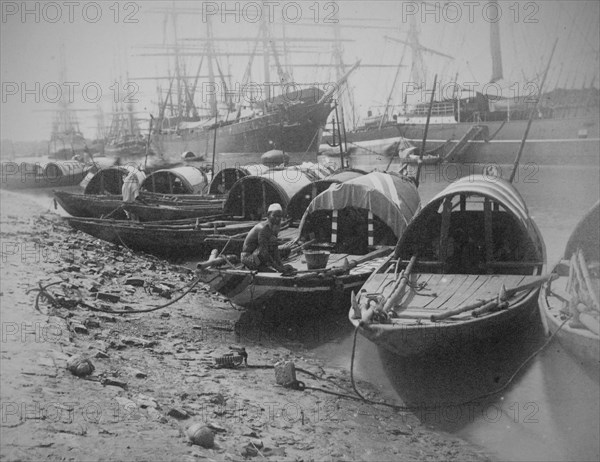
[[0, 190, 490, 461]]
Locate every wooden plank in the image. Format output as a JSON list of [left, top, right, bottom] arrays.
[[469, 275, 527, 301], [364, 274, 393, 294], [439, 274, 486, 310], [426, 274, 472, 310], [401, 274, 443, 309], [329, 253, 350, 265], [418, 274, 460, 309]]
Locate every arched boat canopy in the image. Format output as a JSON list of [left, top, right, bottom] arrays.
[[207, 164, 269, 195], [325, 168, 367, 183], [82, 166, 136, 195], [287, 179, 339, 223], [564, 201, 599, 262], [287, 169, 366, 223], [292, 162, 337, 181], [298, 172, 421, 252], [396, 174, 545, 275], [142, 166, 208, 194], [41, 161, 86, 180], [223, 167, 313, 219]]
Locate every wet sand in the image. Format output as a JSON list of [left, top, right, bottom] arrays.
[[0, 189, 491, 461]]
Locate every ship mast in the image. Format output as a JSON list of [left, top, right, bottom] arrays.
[[489, 0, 503, 82], [205, 15, 218, 116]]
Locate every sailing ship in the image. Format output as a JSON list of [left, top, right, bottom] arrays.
[[104, 100, 152, 161], [143, 9, 355, 169], [325, 3, 599, 165], [48, 44, 88, 161]]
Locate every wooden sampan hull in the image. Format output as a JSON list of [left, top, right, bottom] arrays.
[[200, 256, 388, 309], [541, 294, 600, 367], [352, 288, 540, 357]]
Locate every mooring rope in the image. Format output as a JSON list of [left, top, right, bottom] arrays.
[[346, 315, 572, 411]]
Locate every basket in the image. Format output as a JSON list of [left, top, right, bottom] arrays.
[[303, 250, 330, 270]]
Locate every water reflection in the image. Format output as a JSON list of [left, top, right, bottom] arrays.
[[377, 319, 547, 430], [313, 162, 600, 461]]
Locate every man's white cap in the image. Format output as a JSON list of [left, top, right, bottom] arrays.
[[267, 203, 283, 213]]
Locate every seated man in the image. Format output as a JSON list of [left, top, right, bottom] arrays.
[[240, 203, 293, 273]]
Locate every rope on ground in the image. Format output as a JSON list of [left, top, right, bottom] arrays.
[[31, 276, 203, 315], [27, 281, 63, 314]]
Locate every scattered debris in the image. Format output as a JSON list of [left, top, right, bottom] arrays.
[[95, 292, 121, 303], [167, 408, 189, 419], [66, 355, 95, 377], [186, 423, 214, 448]]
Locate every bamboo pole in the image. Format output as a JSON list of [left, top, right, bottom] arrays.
[[415, 74, 437, 188], [383, 255, 417, 313], [144, 115, 154, 171], [509, 38, 558, 183], [431, 273, 556, 322], [577, 249, 600, 312]]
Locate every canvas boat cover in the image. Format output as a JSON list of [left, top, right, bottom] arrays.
[[325, 168, 366, 183], [83, 165, 137, 195], [223, 167, 313, 217], [298, 172, 420, 236], [208, 164, 268, 194], [287, 169, 366, 222], [428, 174, 532, 232], [400, 174, 545, 261], [142, 166, 208, 194]]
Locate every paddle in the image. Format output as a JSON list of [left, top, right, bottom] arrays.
[[430, 273, 557, 322], [292, 247, 391, 279]]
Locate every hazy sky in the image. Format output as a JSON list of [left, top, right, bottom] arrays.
[[1, 0, 598, 141]]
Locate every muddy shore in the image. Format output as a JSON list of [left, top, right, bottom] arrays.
[[1, 190, 490, 461]]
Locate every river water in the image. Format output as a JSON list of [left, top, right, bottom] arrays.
[[9, 157, 600, 461], [313, 158, 600, 462]]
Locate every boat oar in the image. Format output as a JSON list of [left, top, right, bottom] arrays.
[[430, 273, 557, 322], [472, 300, 509, 318], [294, 247, 391, 279], [284, 239, 317, 259], [382, 255, 417, 314]]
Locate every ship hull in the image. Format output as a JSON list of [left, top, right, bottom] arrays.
[[152, 102, 331, 168], [329, 115, 600, 165]]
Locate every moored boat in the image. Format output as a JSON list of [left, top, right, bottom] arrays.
[[55, 165, 224, 221], [349, 174, 547, 356], [65, 216, 255, 258], [198, 171, 420, 309], [1, 160, 89, 190], [539, 201, 600, 367]]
